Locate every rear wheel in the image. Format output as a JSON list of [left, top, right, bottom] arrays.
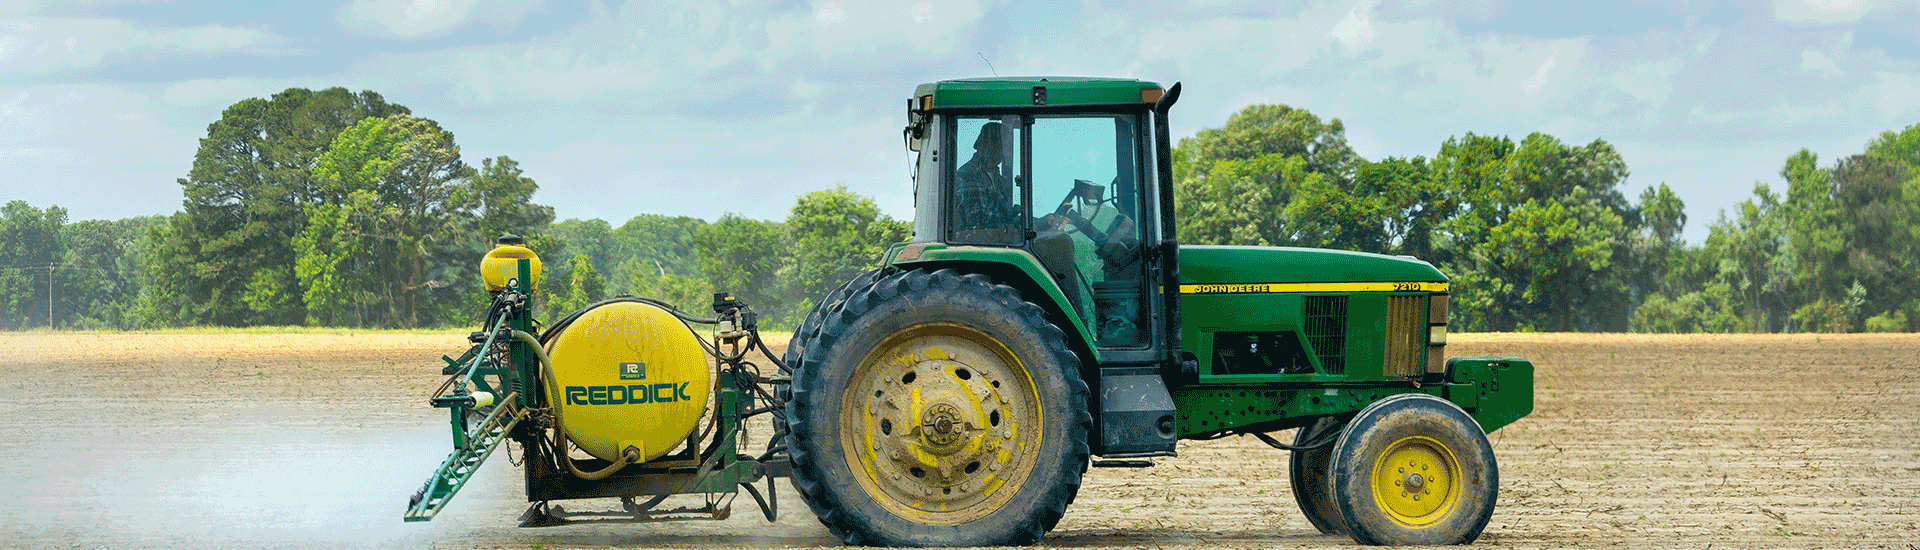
[[786, 269, 1091, 547], [781, 267, 888, 378], [1331, 394, 1497, 545], [1289, 416, 1349, 535], [776, 268, 887, 436]]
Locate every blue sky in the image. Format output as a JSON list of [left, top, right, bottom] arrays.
[[4, 0, 1918, 244]]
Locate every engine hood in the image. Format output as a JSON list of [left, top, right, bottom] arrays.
[[1177, 245, 1446, 285]]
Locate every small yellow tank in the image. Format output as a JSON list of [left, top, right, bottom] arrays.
[[544, 301, 710, 463], [481, 235, 542, 292]]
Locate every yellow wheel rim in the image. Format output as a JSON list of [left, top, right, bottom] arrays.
[[1369, 435, 1463, 528], [839, 323, 1042, 525]]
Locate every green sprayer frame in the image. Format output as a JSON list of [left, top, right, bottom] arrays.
[[407, 259, 784, 524]]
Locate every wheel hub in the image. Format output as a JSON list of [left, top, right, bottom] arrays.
[[920, 403, 970, 447], [1371, 435, 1462, 527]]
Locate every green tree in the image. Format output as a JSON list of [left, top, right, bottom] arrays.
[[470, 156, 556, 244], [1828, 154, 1911, 325], [1436, 133, 1635, 331], [550, 254, 608, 314], [617, 214, 711, 312], [1354, 156, 1446, 259], [1481, 193, 1625, 331], [293, 190, 384, 326], [696, 214, 790, 324], [1628, 183, 1689, 298], [144, 88, 409, 326], [618, 214, 707, 287], [0, 201, 67, 330], [548, 218, 615, 286], [1174, 104, 1364, 248], [60, 216, 166, 329], [295, 114, 478, 327], [1779, 149, 1845, 331], [1178, 104, 1356, 183], [1725, 185, 1797, 331], [783, 186, 910, 324]]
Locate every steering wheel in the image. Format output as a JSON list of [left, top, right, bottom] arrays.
[[1046, 181, 1138, 272]]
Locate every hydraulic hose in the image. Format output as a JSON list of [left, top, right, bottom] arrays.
[[510, 329, 640, 481]]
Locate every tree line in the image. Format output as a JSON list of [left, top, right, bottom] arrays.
[[3, 88, 1914, 332], [0, 88, 905, 330]]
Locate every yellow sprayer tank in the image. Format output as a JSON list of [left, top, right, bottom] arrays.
[[544, 301, 710, 463], [481, 235, 543, 292]]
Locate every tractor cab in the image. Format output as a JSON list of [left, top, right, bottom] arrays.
[[898, 77, 1180, 365], [885, 77, 1185, 461]]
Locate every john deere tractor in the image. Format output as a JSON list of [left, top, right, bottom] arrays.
[[405, 77, 1533, 548]]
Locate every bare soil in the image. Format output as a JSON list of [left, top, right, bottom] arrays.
[[2, 332, 1915, 549]]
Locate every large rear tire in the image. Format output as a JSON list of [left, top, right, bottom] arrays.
[[780, 267, 888, 378], [787, 268, 1091, 547], [776, 268, 887, 421], [1290, 416, 1349, 535], [1331, 393, 1498, 545]]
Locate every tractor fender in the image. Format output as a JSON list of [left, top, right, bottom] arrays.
[[887, 243, 1100, 364]]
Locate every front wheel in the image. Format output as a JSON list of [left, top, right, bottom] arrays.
[[786, 269, 1091, 547], [1331, 394, 1498, 545], [1290, 416, 1349, 535]]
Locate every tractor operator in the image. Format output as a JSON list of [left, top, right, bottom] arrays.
[[954, 121, 1019, 237]]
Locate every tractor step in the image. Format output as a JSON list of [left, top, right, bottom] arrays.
[[404, 396, 525, 522], [1091, 459, 1155, 468]]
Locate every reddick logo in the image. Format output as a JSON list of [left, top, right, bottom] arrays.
[[619, 362, 646, 380], [566, 383, 691, 406]]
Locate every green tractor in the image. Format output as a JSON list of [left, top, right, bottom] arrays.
[[404, 76, 1532, 548], [779, 77, 1530, 546]]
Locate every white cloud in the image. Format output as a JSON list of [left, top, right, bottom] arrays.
[[1858, 71, 1920, 120], [1689, 105, 1746, 124], [161, 77, 283, 106], [0, 0, 162, 16], [1772, 0, 1878, 24], [1613, 58, 1686, 107], [1799, 49, 1842, 76], [1767, 101, 1846, 124], [0, 17, 287, 74], [1134, 4, 1353, 77], [764, 0, 991, 59], [336, 0, 546, 39], [448, 44, 659, 104], [0, 84, 200, 220], [1397, 36, 1590, 116], [518, 111, 910, 223], [1519, 49, 1561, 97], [1329, 0, 1379, 54]]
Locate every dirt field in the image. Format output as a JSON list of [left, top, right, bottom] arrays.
[[2, 332, 1916, 549]]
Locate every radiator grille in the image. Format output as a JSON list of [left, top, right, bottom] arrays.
[[1304, 296, 1347, 374], [1383, 295, 1425, 376]]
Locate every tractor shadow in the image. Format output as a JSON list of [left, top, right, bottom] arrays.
[[1044, 527, 1352, 548], [510, 531, 843, 548]]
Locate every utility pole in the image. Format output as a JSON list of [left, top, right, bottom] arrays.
[[47, 263, 54, 331]]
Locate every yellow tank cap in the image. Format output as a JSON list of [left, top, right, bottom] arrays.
[[481, 235, 542, 292], [545, 301, 710, 463]]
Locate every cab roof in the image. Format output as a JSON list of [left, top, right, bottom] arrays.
[[912, 76, 1165, 109]]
